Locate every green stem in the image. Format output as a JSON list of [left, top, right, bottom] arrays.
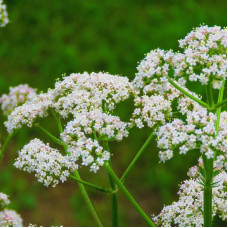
[[215, 80, 225, 133], [73, 170, 103, 227], [103, 142, 118, 226], [0, 133, 13, 159], [36, 124, 64, 146], [213, 99, 226, 110], [206, 76, 214, 107], [105, 163, 156, 227], [121, 131, 154, 182], [204, 184, 212, 227], [202, 78, 214, 227], [202, 79, 225, 227], [52, 112, 103, 227], [202, 155, 213, 227], [108, 170, 118, 227], [69, 175, 112, 193], [167, 76, 209, 108], [51, 109, 63, 133]]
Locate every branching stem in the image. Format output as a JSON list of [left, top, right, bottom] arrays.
[[121, 131, 154, 182], [105, 163, 156, 227]]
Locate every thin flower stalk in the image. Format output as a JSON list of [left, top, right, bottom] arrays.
[[121, 131, 154, 182], [105, 163, 156, 227]]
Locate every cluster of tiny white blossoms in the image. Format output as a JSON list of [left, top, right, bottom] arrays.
[[152, 165, 227, 227], [0, 192, 23, 227], [133, 48, 182, 100], [132, 47, 203, 130], [179, 26, 227, 89], [0, 193, 61, 226], [132, 26, 227, 162], [0, 84, 37, 116], [5, 92, 52, 133], [56, 73, 134, 172], [134, 26, 227, 93], [0, 210, 23, 227], [61, 109, 128, 172], [0, 193, 10, 209], [0, 0, 8, 27], [51, 72, 135, 116], [131, 95, 171, 129], [6, 72, 135, 133], [156, 110, 227, 162], [14, 139, 77, 187], [5, 72, 135, 182]]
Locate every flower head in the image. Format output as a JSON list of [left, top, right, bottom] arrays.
[[0, 193, 10, 209], [0, 84, 37, 116], [0, 210, 23, 227], [0, 0, 8, 27], [153, 166, 227, 227], [61, 109, 129, 172], [132, 26, 227, 162], [156, 110, 226, 162], [14, 139, 77, 187], [5, 72, 135, 133]]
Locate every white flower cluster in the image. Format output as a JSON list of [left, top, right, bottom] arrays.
[[156, 110, 227, 162], [61, 109, 129, 172], [0, 0, 8, 27], [179, 26, 227, 89], [131, 95, 171, 129], [6, 72, 134, 177], [152, 167, 227, 227], [0, 192, 23, 227], [134, 26, 226, 96], [133, 48, 182, 99], [0, 193, 10, 209], [52, 72, 135, 116], [14, 138, 77, 187], [132, 26, 227, 162], [6, 72, 134, 133], [5, 93, 52, 133], [0, 84, 37, 116], [0, 210, 23, 227]]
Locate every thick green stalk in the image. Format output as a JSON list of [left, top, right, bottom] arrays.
[[69, 175, 112, 193], [0, 133, 13, 159], [105, 163, 156, 227], [104, 142, 118, 226], [121, 131, 154, 182], [202, 79, 214, 227], [73, 170, 103, 227], [202, 155, 213, 227], [204, 184, 213, 227], [203, 79, 225, 227]]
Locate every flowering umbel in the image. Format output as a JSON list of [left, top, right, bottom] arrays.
[[152, 164, 227, 227], [132, 25, 227, 162], [0, 193, 23, 227], [14, 139, 77, 187], [0, 84, 37, 116], [0, 0, 8, 27], [6, 72, 135, 186]]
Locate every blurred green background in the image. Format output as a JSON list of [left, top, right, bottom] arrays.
[[0, 0, 227, 226]]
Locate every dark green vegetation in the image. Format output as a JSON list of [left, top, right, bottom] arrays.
[[0, 0, 226, 226]]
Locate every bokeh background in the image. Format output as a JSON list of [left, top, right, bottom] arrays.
[[0, 0, 227, 226]]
